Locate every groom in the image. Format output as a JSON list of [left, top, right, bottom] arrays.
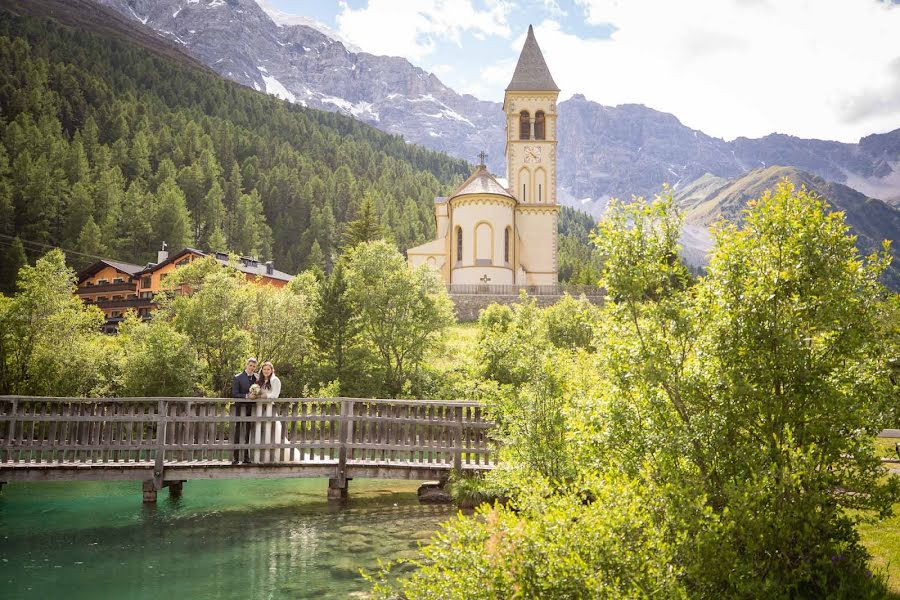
[[231, 357, 258, 464]]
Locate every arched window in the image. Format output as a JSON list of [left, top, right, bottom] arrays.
[[504, 227, 510, 263], [456, 226, 463, 264], [519, 111, 530, 140], [534, 111, 545, 140], [475, 222, 493, 265]]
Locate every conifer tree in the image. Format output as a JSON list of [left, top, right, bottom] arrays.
[[0, 236, 27, 294], [314, 261, 359, 386], [343, 193, 385, 249], [75, 216, 104, 269], [306, 239, 326, 275], [152, 177, 192, 252]]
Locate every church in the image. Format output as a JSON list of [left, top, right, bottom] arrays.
[[407, 26, 560, 286]]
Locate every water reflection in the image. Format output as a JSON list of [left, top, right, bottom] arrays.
[[0, 479, 452, 599]]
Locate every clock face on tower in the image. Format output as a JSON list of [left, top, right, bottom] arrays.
[[523, 145, 542, 163]]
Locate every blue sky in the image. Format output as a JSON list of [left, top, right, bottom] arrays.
[[260, 0, 900, 142]]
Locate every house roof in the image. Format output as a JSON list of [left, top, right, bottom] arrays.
[[449, 165, 516, 201], [139, 248, 294, 283], [77, 259, 144, 281], [506, 25, 559, 92]]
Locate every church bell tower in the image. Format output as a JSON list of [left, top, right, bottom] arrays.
[[504, 24, 559, 205], [505, 25, 560, 285]]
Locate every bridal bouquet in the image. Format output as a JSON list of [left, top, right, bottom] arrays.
[[248, 383, 261, 399]]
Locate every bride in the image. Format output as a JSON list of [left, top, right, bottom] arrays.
[[254, 361, 282, 462]]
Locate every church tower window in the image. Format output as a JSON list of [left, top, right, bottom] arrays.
[[534, 111, 545, 140], [519, 111, 530, 140], [456, 226, 463, 263]]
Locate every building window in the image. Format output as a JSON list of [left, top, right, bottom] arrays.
[[176, 258, 189, 267], [539, 184, 542, 203], [456, 226, 463, 263], [141, 276, 151, 289], [98, 279, 108, 285], [113, 278, 123, 284], [519, 111, 530, 140], [504, 227, 510, 263], [534, 111, 545, 140]]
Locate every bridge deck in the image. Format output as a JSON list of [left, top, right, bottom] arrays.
[[0, 396, 496, 500]]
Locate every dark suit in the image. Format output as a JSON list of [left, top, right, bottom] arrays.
[[232, 371, 257, 462]]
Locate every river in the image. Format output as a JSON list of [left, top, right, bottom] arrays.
[[0, 478, 453, 599]]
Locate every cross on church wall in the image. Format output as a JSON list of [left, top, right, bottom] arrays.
[[479, 274, 491, 283], [477, 150, 488, 166]]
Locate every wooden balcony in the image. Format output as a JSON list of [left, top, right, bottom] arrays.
[[77, 282, 137, 294]]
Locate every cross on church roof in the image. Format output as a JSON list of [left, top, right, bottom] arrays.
[[477, 150, 488, 166]]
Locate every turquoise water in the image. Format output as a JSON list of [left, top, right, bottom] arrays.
[[0, 478, 454, 599]]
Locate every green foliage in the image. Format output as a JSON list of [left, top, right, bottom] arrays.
[[0, 249, 104, 395], [0, 236, 26, 294], [117, 312, 201, 397], [0, 9, 468, 290], [344, 240, 456, 396], [156, 257, 253, 396], [557, 206, 604, 284], [313, 262, 363, 392], [372, 475, 687, 600], [342, 192, 386, 250], [588, 182, 900, 596]]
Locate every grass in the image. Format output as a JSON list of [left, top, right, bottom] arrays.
[[428, 322, 479, 374], [859, 501, 900, 595]]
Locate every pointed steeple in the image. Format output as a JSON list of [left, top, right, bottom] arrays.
[[506, 25, 559, 92]]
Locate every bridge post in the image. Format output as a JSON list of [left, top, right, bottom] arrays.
[[143, 398, 169, 503], [328, 398, 352, 500], [453, 406, 463, 473]]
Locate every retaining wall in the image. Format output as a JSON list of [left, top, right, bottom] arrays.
[[449, 293, 604, 322]]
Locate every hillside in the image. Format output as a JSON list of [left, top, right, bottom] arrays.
[[92, 0, 900, 212], [0, 0, 471, 292], [674, 166, 900, 288]]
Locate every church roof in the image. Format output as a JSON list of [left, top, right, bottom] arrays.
[[450, 165, 515, 201], [506, 25, 559, 92]]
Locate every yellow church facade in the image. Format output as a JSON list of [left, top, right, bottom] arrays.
[[407, 26, 560, 286]]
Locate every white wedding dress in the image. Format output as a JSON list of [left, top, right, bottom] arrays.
[[253, 375, 281, 463]]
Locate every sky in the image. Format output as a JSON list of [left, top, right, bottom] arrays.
[[262, 0, 900, 143]]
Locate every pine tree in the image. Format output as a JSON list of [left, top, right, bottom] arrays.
[[343, 192, 385, 249], [0, 236, 27, 294], [152, 177, 192, 252], [75, 216, 104, 269], [306, 239, 326, 274], [314, 262, 360, 384], [199, 180, 226, 250]]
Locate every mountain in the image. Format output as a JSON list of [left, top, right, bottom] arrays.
[[0, 0, 470, 291], [94, 0, 507, 171], [94, 0, 900, 214], [674, 166, 900, 289]]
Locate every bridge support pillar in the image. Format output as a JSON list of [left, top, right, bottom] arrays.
[[327, 476, 349, 501], [167, 481, 184, 498], [142, 479, 158, 503]]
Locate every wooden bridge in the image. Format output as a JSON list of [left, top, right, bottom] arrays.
[[0, 396, 496, 502]]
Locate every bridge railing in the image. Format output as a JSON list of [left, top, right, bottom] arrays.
[[0, 396, 496, 471]]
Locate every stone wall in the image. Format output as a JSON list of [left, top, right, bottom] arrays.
[[449, 293, 604, 322]]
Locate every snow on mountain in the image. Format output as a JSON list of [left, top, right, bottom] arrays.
[[253, 0, 361, 52]]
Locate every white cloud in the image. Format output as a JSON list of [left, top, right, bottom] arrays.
[[336, 0, 513, 62], [524, 0, 900, 141]]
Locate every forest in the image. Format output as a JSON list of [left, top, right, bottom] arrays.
[[0, 8, 472, 290]]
